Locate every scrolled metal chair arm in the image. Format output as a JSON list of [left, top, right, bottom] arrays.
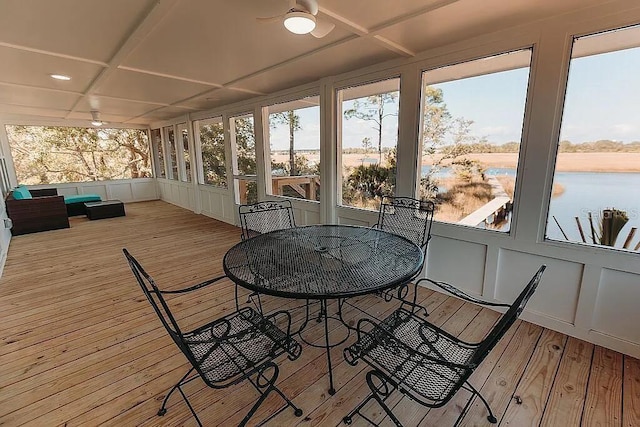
[[417, 278, 511, 308], [264, 309, 302, 360], [158, 275, 229, 294]]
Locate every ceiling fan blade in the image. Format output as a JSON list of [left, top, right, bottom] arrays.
[[256, 14, 284, 23], [297, 0, 318, 15], [310, 19, 335, 38]]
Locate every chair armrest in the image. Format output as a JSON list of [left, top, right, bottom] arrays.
[[6, 195, 69, 235], [158, 275, 228, 294], [30, 188, 58, 197], [417, 278, 511, 308], [265, 309, 302, 360]]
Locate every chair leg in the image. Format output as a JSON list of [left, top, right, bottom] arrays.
[[157, 367, 195, 416], [464, 381, 497, 424], [343, 391, 375, 425], [343, 370, 402, 427], [365, 370, 403, 427], [240, 362, 303, 426]]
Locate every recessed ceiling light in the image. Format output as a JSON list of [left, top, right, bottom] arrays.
[[50, 74, 71, 81]]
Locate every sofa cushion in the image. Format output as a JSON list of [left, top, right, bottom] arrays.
[[63, 194, 102, 204], [12, 186, 32, 200]]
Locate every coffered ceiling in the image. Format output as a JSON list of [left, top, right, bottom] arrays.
[[0, 0, 612, 126]]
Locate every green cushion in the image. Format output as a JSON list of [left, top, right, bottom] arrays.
[[12, 186, 32, 200], [63, 194, 102, 204]]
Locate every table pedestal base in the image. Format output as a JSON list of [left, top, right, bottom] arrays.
[[297, 299, 351, 395]]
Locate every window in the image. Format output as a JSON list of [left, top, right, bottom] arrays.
[[545, 26, 640, 252], [338, 78, 400, 211], [164, 125, 178, 180], [176, 123, 191, 182], [265, 95, 320, 202], [5, 125, 151, 184], [151, 128, 166, 178], [196, 117, 227, 187], [419, 49, 532, 232], [230, 114, 257, 204]]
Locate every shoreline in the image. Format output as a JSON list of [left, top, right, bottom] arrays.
[[273, 152, 640, 173]]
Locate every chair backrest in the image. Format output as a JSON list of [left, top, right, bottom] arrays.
[[123, 249, 187, 354], [239, 200, 295, 240], [377, 196, 435, 250], [471, 265, 546, 366]]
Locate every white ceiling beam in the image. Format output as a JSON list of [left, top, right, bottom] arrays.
[[0, 42, 108, 67], [116, 66, 223, 88], [65, 0, 181, 119], [0, 81, 84, 96]]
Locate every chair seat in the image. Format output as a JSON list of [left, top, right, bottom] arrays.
[[184, 307, 296, 387], [353, 308, 476, 403]]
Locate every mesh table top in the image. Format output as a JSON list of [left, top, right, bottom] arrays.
[[223, 225, 424, 299]]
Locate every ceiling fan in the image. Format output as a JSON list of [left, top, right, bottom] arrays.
[[90, 110, 108, 127], [257, 0, 335, 38]]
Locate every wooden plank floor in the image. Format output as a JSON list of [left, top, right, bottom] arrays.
[[0, 200, 637, 426]]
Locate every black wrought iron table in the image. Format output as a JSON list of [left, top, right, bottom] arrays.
[[223, 224, 424, 395]]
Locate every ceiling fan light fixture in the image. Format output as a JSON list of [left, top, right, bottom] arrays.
[[90, 110, 104, 127], [284, 11, 316, 34]]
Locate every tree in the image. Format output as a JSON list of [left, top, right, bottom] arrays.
[[233, 117, 257, 176], [344, 92, 398, 163], [199, 122, 227, 186], [361, 137, 372, 153], [6, 125, 150, 184], [271, 111, 302, 176], [420, 86, 477, 198]]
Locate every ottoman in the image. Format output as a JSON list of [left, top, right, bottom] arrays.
[[84, 200, 126, 220]]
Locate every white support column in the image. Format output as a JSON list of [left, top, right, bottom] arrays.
[[395, 65, 422, 198], [254, 105, 268, 202], [512, 27, 573, 244], [227, 114, 240, 208], [320, 78, 338, 224], [187, 115, 202, 214]]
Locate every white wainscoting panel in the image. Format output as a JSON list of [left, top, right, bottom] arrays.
[[495, 249, 583, 324], [198, 185, 235, 223], [336, 206, 378, 227], [425, 236, 487, 296], [592, 268, 640, 345], [291, 202, 321, 226], [32, 179, 157, 202]]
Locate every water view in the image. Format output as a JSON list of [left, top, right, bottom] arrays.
[[423, 165, 640, 245]]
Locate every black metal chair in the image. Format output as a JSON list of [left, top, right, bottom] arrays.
[[238, 200, 297, 312], [239, 200, 296, 240], [342, 265, 546, 426], [375, 196, 435, 252], [123, 249, 303, 427], [367, 196, 435, 315]]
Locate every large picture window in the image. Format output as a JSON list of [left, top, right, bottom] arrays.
[[419, 49, 532, 232], [230, 114, 257, 204], [5, 125, 151, 184], [176, 123, 191, 182], [164, 125, 178, 180], [545, 26, 640, 252], [196, 117, 227, 187], [265, 95, 320, 202], [338, 78, 400, 211], [150, 128, 165, 178]]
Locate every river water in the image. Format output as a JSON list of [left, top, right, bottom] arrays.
[[422, 166, 640, 245]]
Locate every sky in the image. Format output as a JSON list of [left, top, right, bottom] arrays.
[[267, 44, 640, 151]]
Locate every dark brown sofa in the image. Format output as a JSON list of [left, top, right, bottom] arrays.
[[5, 188, 70, 235]]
